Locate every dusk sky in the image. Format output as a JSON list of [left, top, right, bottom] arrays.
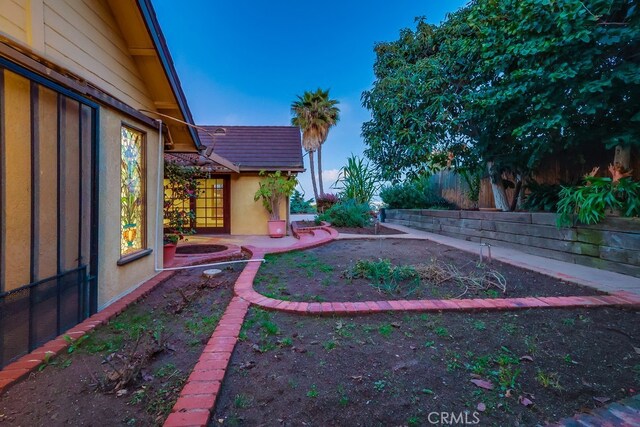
[[152, 0, 468, 198]]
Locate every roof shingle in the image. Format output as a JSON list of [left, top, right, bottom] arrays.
[[198, 126, 304, 172]]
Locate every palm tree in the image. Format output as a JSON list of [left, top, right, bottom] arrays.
[[291, 89, 340, 200]]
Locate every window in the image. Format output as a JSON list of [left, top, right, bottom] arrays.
[[120, 125, 145, 257]]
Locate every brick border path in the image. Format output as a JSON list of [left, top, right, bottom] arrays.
[[1, 224, 636, 425], [165, 225, 640, 426]]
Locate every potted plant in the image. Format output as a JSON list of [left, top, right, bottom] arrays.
[[163, 163, 200, 263], [254, 170, 298, 238]]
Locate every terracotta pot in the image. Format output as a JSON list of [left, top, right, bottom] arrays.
[[163, 243, 177, 266], [267, 220, 287, 238]]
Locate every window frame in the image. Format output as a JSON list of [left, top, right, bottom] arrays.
[[118, 123, 150, 264]]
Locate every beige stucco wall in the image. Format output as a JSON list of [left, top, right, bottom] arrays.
[[230, 174, 289, 235], [1, 70, 31, 291], [98, 108, 162, 308]]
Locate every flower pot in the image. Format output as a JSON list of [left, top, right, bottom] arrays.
[[163, 243, 177, 266], [267, 220, 287, 238]]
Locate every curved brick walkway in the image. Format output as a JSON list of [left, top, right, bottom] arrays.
[[165, 225, 640, 427]]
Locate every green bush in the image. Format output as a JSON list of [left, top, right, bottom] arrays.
[[557, 176, 640, 226], [317, 200, 372, 227], [290, 190, 315, 214], [380, 177, 453, 209], [523, 182, 563, 212]]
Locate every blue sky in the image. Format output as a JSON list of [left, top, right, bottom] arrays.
[[152, 0, 467, 198]]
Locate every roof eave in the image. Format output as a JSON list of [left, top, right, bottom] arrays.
[[136, 0, 203, 151]]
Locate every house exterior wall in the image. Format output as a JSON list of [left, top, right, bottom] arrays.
[[230, 174, 289, 235], [98, 108, 161, 308], [1, 0, 155, 112], [1, 0, 163, 307]]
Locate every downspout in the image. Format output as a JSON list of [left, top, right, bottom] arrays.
[[153, 119, 264, 272]]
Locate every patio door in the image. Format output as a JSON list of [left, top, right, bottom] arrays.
[[0, 61, 99, 367], [194, 176, 230, 234]]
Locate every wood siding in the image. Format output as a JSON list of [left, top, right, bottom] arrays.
[[0, 0, 27, 43], [0, 0, 155, 111], [42, 0, 154, 110]]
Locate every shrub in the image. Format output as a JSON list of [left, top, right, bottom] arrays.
[[317, 200, 372, 227], [557, 176, 640, 226], [335, 155, 380, 205], [290, 190, 315, 214], [380, 177, 453, 209], [523, 182, 563, 212]]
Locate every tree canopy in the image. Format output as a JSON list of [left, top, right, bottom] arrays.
[[362, 0, 640, 184]]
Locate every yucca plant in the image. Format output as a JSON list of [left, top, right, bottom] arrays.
[[335, 155, 380, 205]]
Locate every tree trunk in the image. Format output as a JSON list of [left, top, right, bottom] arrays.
[[317, 145, 324, 197], [308, 150, 319, 202], [509, 176, 522, 212], [614, 145, 631, 170], [487, 162, 510, 211]]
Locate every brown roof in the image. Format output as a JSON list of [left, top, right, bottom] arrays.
[[164, 152, 235, 173], [198, 126, 304, 172]]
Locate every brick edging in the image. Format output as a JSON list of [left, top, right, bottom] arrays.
[[163, 225, 640, 426], [0, 250, 240, 395], [0, 270, 175, 394]]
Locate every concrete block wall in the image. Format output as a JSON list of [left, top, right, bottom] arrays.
[[386, 210, 640, 278]]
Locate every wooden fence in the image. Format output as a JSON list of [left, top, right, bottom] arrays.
[[430, 147, 640, 209]]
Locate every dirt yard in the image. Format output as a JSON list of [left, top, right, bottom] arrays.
[[213, 307, 640, 426], [0, 261, 244, 426], [254, 239, 602, 302]]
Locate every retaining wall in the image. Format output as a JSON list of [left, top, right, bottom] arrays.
[[386, 210, 640, 278]]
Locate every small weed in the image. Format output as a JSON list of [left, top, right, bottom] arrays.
[[234, 393, 253, 409], [278, 337, 293, 348], [497, 366, 521, 390], [466, 355, 490, 376], [562, 318, 575, 326], [378, 324, 393, 337], [502, 323, 517, 335], [307, 384, 319, 398], [155, 363, 177, 378], [523, 335, 538, 355], [260, 320, 280, 336], [337, 384, 349, 406], [63, 334, 89, 353], [422, 388, 434, 394], [445, 350, 462, 372], [404, 331, 414, 338], [129, 388, 146, 405], [424, 340, 435, 348], [434, 326, 449, 338], [563, 354, 576, 364], [373, 380, 387, 392], [407, 416, 421, 427], [335, 321, 355, 338], [323, 340, 338, 351], [484, 289, 501, 298], [472, 320, 486, 331], [536, 370, 563, 390]]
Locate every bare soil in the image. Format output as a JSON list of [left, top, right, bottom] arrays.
[[0, 261, 244, 426], [213, 307, 640, 426], [176, 244, 229, 255], [334, 225, 406, 235], [254, 239, 602, 301]]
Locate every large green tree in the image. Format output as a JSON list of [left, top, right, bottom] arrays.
[[362, 0, 639, 210], [291, 89, 340, 200]]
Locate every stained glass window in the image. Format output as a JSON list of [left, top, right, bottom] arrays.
[[120, 126, 145, 256]]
